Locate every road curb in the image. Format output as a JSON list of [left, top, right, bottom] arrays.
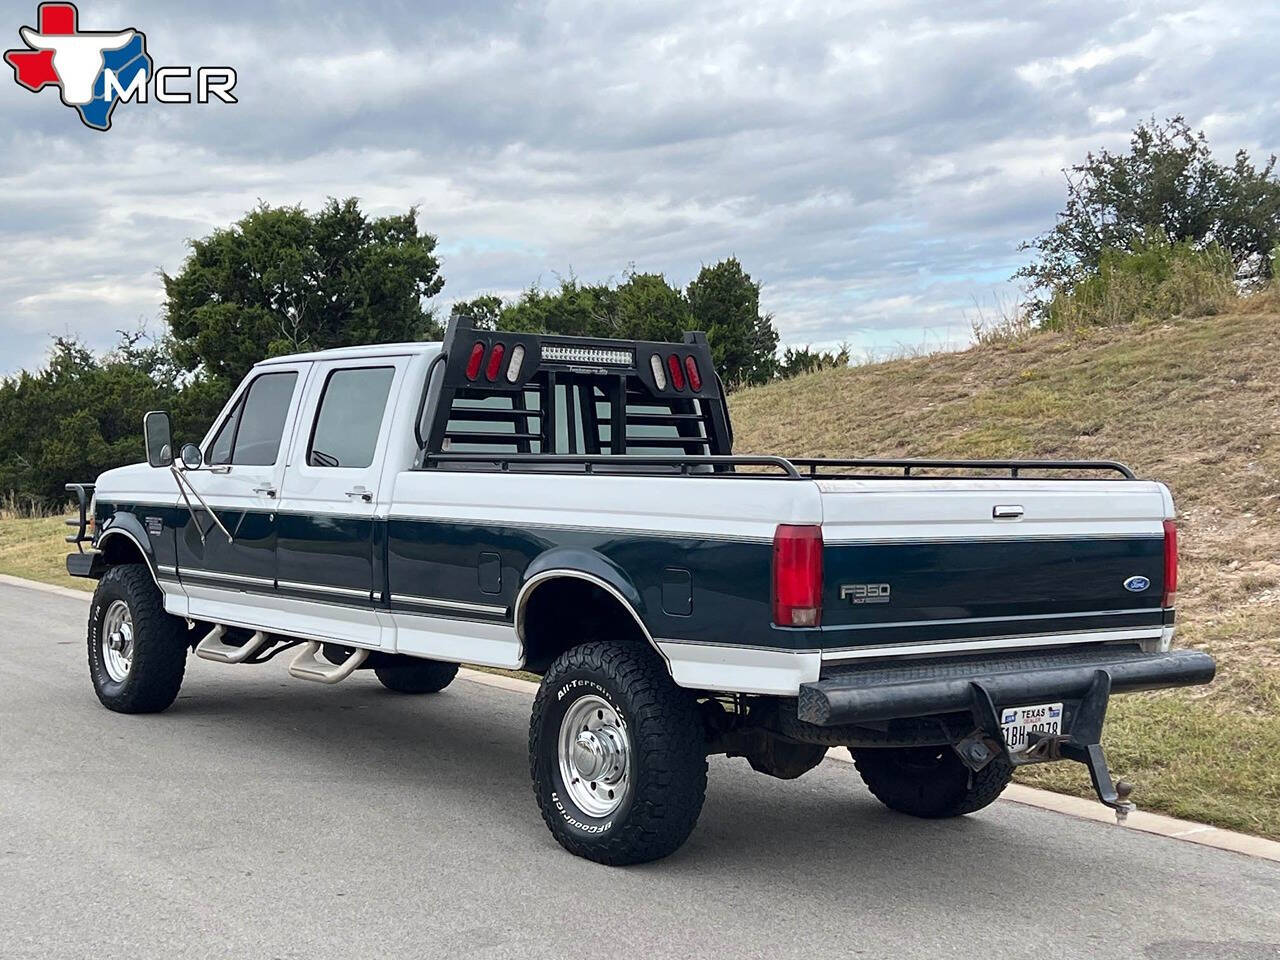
[[6, 574, 1276, 864]]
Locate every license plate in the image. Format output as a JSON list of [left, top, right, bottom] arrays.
[[1001, 702, 1063, 750]]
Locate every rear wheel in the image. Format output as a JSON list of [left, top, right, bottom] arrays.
[[374, 657, 458, 694], [851, 745, 1013, 818], [88, 564, 187, 714], [529, 641, 707, 865]]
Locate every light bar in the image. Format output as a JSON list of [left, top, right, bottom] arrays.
[[542, 344, 634, 366]]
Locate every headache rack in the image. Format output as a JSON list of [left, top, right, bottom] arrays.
[[415, 318, 1137, 482]]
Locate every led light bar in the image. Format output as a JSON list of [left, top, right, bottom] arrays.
[[542, 344, 634, 366]]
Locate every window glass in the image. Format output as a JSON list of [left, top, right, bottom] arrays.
[[308, 367, 395, 468], [206, 397, 243, 466], [228, 371, 298, 466]]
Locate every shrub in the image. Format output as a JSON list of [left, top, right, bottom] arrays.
[[1043, 236, 1235, 330]]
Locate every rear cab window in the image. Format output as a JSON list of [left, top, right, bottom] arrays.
[[307, 366, 396, 468]]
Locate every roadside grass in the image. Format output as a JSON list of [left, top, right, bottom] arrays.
[[3, 308, 1278, 837], [731, 308, 1280, 839]]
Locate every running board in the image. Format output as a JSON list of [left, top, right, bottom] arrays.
[[287, 641, 369, 684], [195, 626, 270, 664]]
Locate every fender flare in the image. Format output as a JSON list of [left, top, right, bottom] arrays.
[[96, 512, 162, 589], [514, 548, 671, 669]]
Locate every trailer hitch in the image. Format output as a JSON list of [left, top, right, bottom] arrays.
[[957, 671, 1136, 823]]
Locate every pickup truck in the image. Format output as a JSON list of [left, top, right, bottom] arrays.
[[66, 317, 1216, 865]]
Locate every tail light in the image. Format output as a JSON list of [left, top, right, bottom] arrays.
[[465, 341, 485, 380], [1163, 519, 1178, 608], [485, 343, 506, 382], [667, 354, 686, 390], [773, 524, 823, 627], [684, 355, 702, 391]]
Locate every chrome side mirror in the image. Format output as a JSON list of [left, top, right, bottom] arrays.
[[179, 443, 204, 471], [143, 411, 173, 468]]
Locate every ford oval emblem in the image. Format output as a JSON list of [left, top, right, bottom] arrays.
[[1123, 575, 1151, 593]]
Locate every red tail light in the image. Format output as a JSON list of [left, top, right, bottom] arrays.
[[684, 355, 702, 391], [485, 343, 506, 381], [1163, 519, 1178, 608], [667, 354, 686, 390], [465, 341, 485, 380], [773, 524, 823, 627]]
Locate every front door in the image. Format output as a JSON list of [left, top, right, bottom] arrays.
[[176, 363, 309, 621], [273, 357, 407, 647]]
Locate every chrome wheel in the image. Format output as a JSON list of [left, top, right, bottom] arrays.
[[101, 599, 134, 683], [558, 694, 631, 817]]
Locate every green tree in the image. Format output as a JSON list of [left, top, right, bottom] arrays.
[[0, 333, 182, 504], [778, 343, 851, 379], [686, 258, 778, 386], [1018, 117, 1280, 307], [163, 198, 445, 385]]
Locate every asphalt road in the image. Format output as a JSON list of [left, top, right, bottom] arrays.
[[2, 581, 1278, 960]]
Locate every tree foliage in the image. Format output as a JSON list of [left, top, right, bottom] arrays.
[[163, 198, 445, 385], [777, 343, 851, 379], [1018, 117, 1280, 306], [454, 259, 779, 387]]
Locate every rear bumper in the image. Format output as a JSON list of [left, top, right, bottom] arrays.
[[797, 646, 1216, 726]]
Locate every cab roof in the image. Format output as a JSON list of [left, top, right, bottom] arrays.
[[254, 341, 442, 366]]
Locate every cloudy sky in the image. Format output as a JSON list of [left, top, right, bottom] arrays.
[[1, 0, 1277, 376]]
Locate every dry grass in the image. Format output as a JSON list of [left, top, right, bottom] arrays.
[[732, 309, 1280, 837], [0, 515, 93, 591]]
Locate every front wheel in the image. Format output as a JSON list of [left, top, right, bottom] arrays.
[[88, 565, 188, 714], [529, 641, 707, 865], [850, 745, 1013, 818]]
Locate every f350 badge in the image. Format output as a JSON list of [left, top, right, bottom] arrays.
[[840, 583, 891, 604]]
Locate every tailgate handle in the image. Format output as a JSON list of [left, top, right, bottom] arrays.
[[993, 504, 1024, 519]]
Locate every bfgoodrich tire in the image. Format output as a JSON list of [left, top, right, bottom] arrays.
[[529, 641, 707, 865], [850, 745, 1013, 818], [87, 564, 188, 714], [374, 657, 458, 694]]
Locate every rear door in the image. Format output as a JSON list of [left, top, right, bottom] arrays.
[[177, 364, 309, 613], [274, 357, 407, 647], [815, 478, 1172, 658]]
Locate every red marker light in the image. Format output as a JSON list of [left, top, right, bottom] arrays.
[[667, 354, 686, 390], [465, 342, 485, 380], [485, 343, 506, 382], [684, 355, 702, 391]]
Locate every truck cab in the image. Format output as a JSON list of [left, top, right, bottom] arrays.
[[66, 319, 1215, 865]]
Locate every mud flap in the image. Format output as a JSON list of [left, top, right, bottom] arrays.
[[959, 670, 1136, 822]]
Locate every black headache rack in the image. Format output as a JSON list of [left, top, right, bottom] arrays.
[[416, 317, 1139, 481]]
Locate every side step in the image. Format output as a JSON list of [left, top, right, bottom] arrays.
[[287, 641, 369, 684], [195, 625, 271, 664]]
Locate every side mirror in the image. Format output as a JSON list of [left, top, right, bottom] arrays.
[[143, 411, 173, 468], [179, 443, 203, 471]]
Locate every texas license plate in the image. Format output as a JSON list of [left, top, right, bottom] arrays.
[[1001, 702, 1063, 750]]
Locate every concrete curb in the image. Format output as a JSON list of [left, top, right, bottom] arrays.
[[7, 574, 1276, 863]]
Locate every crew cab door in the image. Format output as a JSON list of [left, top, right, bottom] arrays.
[[177, 364, 309, 613], [273, 357, 407, 647]]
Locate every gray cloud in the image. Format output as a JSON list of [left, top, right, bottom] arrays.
[[2, 0, 1279, 374]]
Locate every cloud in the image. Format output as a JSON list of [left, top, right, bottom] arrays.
[[1, 0, 1279, 374]]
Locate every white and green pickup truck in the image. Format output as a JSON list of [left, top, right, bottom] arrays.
[[65, 318, 1215, 864]]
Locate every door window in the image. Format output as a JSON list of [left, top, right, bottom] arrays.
[[307, 366, 395, 468], [206, 371, 298, 466]]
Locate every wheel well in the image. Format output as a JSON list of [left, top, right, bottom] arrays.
[[519, 575, 658, 674], [98, 532, 149, 572]]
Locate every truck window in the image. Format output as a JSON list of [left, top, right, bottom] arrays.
[[207, 371, 298, 466], [307, 366, 395, 468]]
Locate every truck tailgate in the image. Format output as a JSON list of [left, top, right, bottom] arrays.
[[815, 478, 1173, 657]]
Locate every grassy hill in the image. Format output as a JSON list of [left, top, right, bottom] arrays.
[[731, 307, 1280, 836], [1, 308, 1277, 837]]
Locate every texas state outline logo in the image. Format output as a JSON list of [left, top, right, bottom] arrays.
[[4, 2, 237, 131]]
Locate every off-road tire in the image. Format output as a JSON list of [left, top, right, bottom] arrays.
[[88, 564, 187, 714], [529, 641, 707, 865], [374, 658, 458, 694], [850, 745, 1013, 818]]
